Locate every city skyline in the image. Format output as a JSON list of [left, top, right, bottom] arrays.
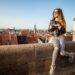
[[0, 0, 75, 31]]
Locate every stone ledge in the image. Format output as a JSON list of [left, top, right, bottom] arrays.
[[0, 41, 75, 75]]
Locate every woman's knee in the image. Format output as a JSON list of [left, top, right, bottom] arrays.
[[54, 46, 59, 50], [60, 51, 65, 56]]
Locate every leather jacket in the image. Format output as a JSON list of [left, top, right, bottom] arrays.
[[48, 20, 66, 36]]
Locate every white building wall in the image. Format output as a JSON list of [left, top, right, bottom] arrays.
[[73, 22, 75, 41]]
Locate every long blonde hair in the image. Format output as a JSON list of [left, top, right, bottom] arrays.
[[52, 8, 66, 29]]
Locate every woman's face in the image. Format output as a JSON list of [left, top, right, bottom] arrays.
[[53, 10, 60, 18]]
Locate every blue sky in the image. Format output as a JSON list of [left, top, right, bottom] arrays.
[[0, 0, 75, 31]]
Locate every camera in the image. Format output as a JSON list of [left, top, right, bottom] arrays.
[[48, 20, 59, 32]]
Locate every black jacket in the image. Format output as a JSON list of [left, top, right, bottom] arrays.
[[48, 20, 66, 36]]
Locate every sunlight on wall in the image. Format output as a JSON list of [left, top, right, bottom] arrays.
[[73, 21, 75, 41]]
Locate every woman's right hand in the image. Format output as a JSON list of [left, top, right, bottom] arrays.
[[49, 25, 52, 29]]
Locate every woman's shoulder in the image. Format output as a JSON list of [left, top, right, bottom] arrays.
[[50, 19, 56, 25]]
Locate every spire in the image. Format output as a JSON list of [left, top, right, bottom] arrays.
[[34, 24, 37, 34]]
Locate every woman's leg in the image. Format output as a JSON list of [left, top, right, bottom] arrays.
[[58, 35, 66, 56], [37, 38, 43, 43], [59, 35, 75, 63], [49, 36, 60, 75]]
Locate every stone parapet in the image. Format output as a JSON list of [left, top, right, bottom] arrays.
[[0, 42, 75, 75]]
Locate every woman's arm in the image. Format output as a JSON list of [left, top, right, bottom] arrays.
[[48, 20, 59, 32]]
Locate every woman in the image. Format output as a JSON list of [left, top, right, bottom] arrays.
[[48, 8, 74, 75]]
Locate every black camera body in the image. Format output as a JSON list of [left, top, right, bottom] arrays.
[[51, 25, 58, 31], [48, 20, 66, 36], [48, 20, 59, 32]]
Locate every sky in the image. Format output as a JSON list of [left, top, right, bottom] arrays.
[[0, 0, 75, 31]]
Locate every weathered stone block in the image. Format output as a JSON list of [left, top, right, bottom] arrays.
[[34, 43, 53, 60], [0, 42, 75, 75]]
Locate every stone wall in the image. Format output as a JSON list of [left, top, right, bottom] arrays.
[[0, 42, 75, 75]]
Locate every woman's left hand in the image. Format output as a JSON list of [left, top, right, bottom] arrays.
[[57, 23, 61, 30]]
